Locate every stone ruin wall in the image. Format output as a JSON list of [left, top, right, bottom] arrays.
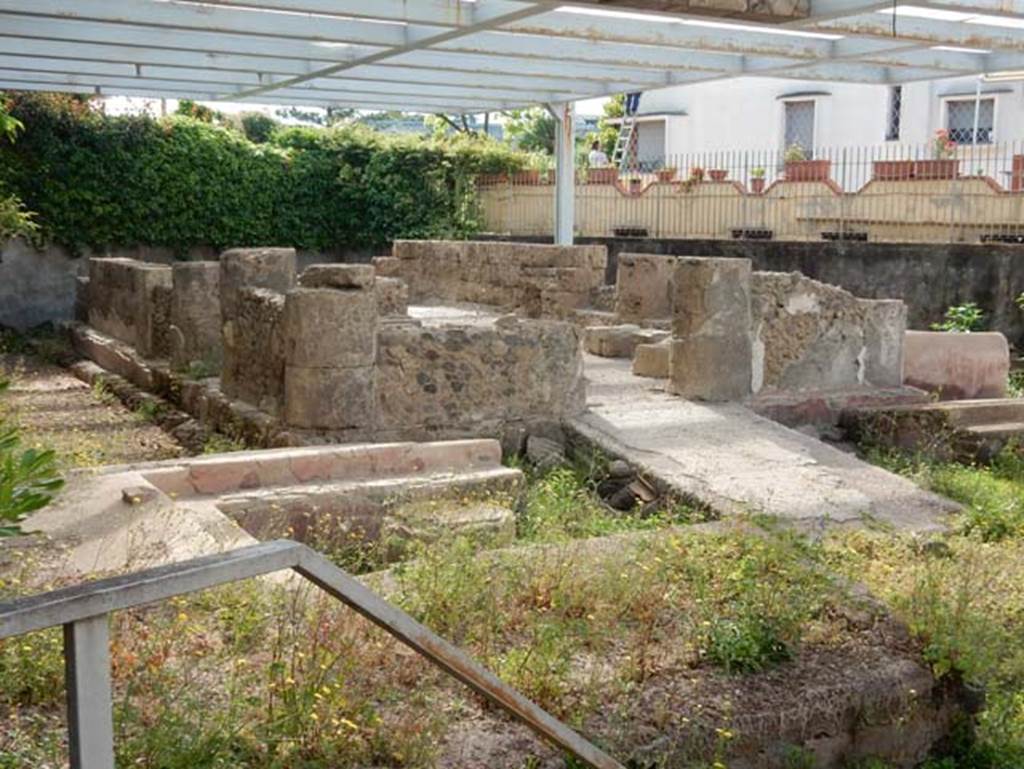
[[389, 240, 606, 319], [86, 257, 172, 358], [750, 271, 906, 393], [594, 252, 907, 400], [80, 243, 589, 442]]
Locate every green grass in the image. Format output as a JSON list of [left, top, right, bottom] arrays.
[[841, 444, 1024, 768]]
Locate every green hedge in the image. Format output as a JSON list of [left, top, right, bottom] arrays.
[[0, 93, 527, 254]]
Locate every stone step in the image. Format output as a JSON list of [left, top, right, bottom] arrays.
[[967, 420, 1024, 437], [216, 468, 522, 566], [141, 439, 505, 497], [936, 399, 1024, 428]]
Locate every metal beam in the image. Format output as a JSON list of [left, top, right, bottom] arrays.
[[229, 1, 558, 100], [547, 101, 575, 245], [814, 11, 1024, 51]]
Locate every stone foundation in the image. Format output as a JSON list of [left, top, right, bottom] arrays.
[[391, 240, 606, 318]]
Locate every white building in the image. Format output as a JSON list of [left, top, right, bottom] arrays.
[[630, 74, 1024, 186]]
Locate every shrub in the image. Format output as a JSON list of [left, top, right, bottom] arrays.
[[931, 302, 986, 333], [0, 380, 65, 536], [0, 91, 529, 254]]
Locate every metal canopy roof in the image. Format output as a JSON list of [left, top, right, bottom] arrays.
[[0, 0, 1022, 114]]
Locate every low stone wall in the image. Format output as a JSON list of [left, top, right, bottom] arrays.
[[77, 246, 586, 444], [87, 257, 172, 358], [751, 271, 905, 392], [665, 257, 907, 401], [483, 236, 1024, 346], [390, 240, 606, 318], [376, 318, 585, 436]]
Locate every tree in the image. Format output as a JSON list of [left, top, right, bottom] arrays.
[[175, 99, 221, 123], [0, 95, 38, 242], [503, 108, 555, 155], [275, 105, 354, 126], [592, 93, 624, 156], [240, 112, 277, 143]]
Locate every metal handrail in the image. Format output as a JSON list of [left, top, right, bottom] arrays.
[[0, 540, 624, 769]]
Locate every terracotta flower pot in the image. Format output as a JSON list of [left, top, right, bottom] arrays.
[[872, 160, 915, 181], [750, 178, 765, 194], [708, 169, 728, 181], [913, 159, 959, 180], [657, 168, 677, 183], [587, 167, 618, 184], [511, 170, 543, 186], [784, 159, 831, 182]]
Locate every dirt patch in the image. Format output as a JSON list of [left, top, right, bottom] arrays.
[[0, 353, 184, 469]]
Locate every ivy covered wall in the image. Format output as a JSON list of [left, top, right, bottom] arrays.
[[0, 93, 527, 255]]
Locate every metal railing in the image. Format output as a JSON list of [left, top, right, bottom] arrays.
[[475, 139, 1024, 244], [0, 540, 624, 769]]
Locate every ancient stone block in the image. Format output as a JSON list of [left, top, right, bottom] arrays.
[[390, 240, 607, 317], [375, 319, 585, 432], [298, 264, 375, 290], [670, 257, 753, 401], [170, 261, 222, 372], [283, 287, 378, 369], [904, 330, 1009, 400], [219, 247, 296, 320], [633, 338, 672, 378], [371, 255, 401, 278], [616, 253, 676, 322], [584, 324, 669, 358], [284, 365, 375, 429], [87, 257, 172, 357], [750, 271, 906, 393], [375, 277, 409, 316], [221, 287, 286, 414]]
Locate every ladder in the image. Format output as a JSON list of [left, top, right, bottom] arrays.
[[612, 92, 641, 172]]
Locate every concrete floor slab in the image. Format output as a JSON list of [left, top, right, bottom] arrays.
[[573, 355, 957, 533]]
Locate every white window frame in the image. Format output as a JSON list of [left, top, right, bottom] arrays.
[[941, 94, 997, 145], [778, 96, 822, 156]]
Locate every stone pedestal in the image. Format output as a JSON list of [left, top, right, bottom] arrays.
[[170, 262, 222, 372], [284, 266, 379, 430], [669, 257, 753, 401]]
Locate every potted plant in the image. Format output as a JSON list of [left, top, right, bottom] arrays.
[[914, 130, 960, 180], [587, 166, 618, 184], [679, 166, 704, 193], [708, 169, 729, 181], [750, 167, 766, 194], [872, 158, 915, 181], [657, 166, 677, 183], [627, 174, 644, 194], [512, 154, 549, 185], [783, 144, 831, 182]]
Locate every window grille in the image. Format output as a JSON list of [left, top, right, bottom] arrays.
[[946, 98, 994, 144], [885, 86, 902, 141], [784, 100, 815, 155]]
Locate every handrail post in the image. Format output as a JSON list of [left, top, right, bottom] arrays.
[[65, 615, 116, 769]]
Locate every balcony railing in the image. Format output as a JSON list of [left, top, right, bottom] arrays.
[[475, 139, 1024, 244]]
